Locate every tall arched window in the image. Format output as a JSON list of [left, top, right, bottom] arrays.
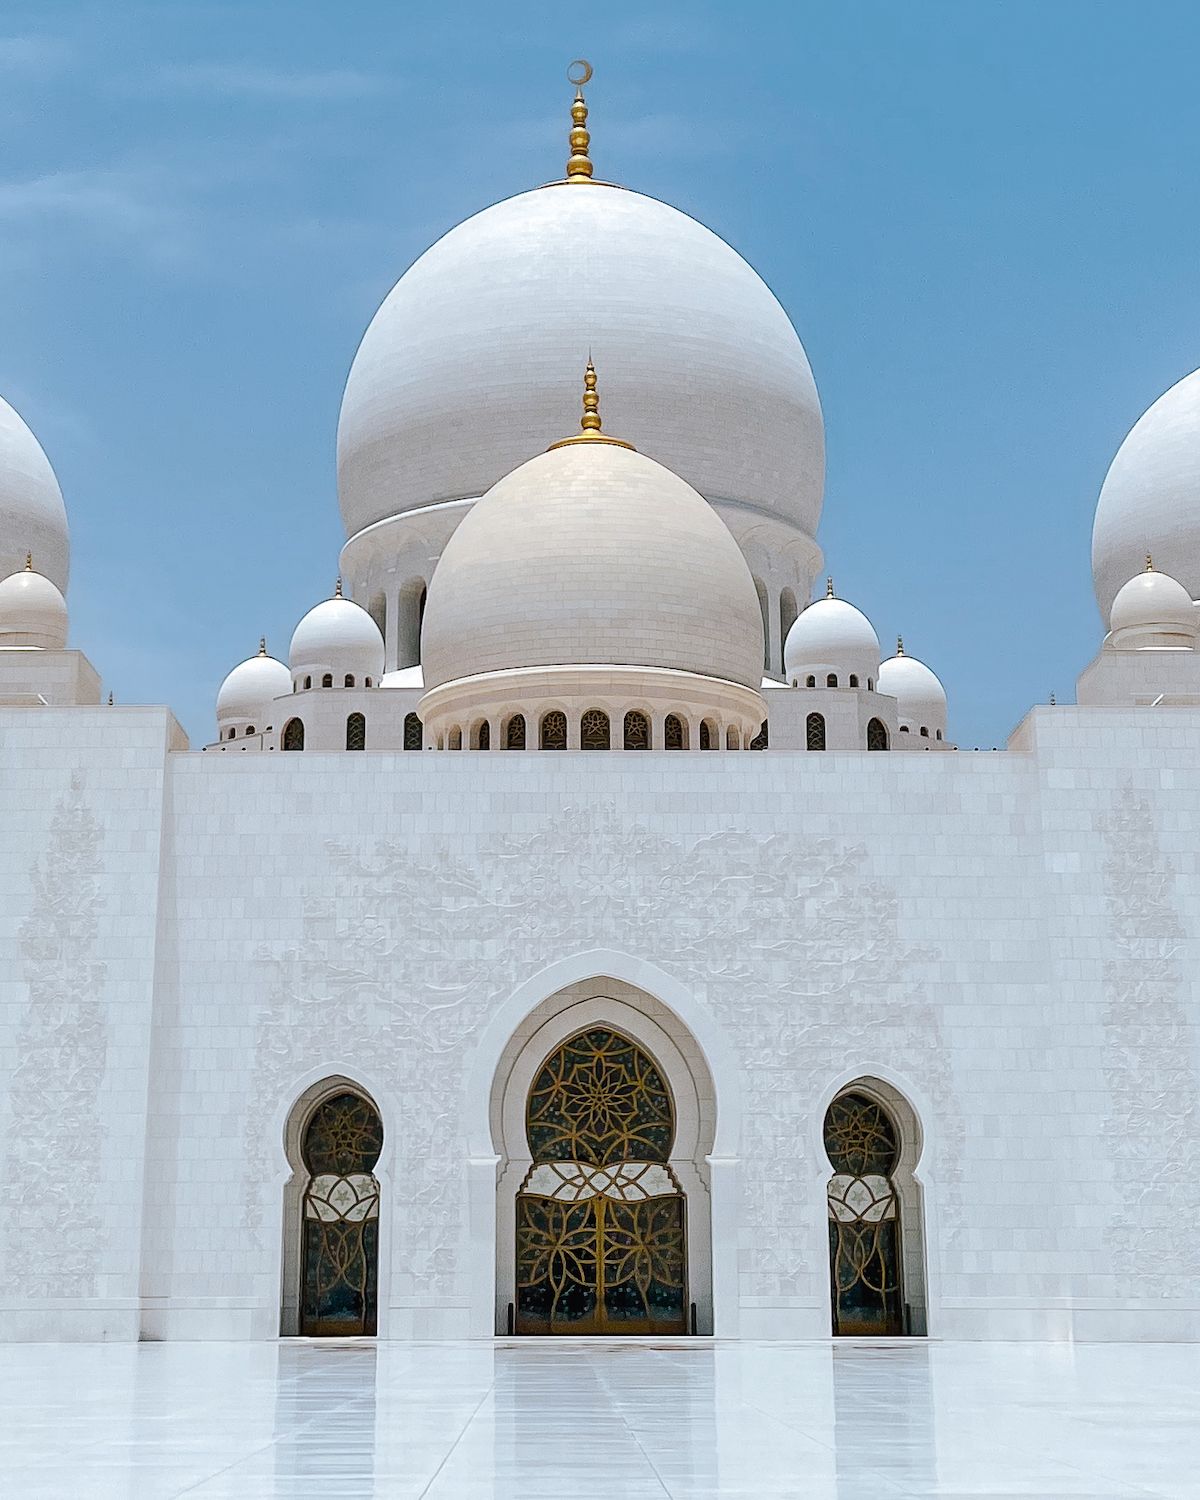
[[506, 713, 526, 750], [540, 711, 567, 750], [403, 712, 422, 750], [726, 724, 739, 750], [826, 673, 838, 688], [824, 1092, 903, 1336], [477, 721, 491, 750], [699, 719, 716, 750], [303, 675, 312, 691], [345, 712, 366, 751], [344, 674, 355, 688], [849, 674, 859, 688], [749, 719, 768, 750], [448, 726, 462, 750], [753, 576, 770, 672], [806, 675, 816, 688], [623, 710, 649, 750], [806, 711, 826, 751], [581, 709, 610, 750], [867, 718, 889, 751], [282, 718, 304, 751], [322, 673, 333, 688], [300, 1091, 383, 1336], [515, 1028, 686, 1335], [664, 714, 686, 750]]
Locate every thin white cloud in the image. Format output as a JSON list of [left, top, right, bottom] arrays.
[[0, 33, 72, 73], [0, 166, 191, 267], [152, 62, 387, 101]]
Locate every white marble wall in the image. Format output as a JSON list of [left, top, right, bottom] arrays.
[[1, 703, 1198, 1341]]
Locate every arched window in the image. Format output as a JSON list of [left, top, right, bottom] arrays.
[[245, 725, 255, 736], [322, 673, 333, 688], [867, 718, 889, 751], [344, 674, 355, 688], [664, 713, 686, 750], [806, 711, 826, 751], [826, 673, 838, 688], [282, 718, 304, 751], [345, 712, 366, 751], [920, 725, 929, 738], [580, 709, 610, 750], [900, 724, 910, 733], [699, 719, 716, 750], [849, 674, 859, 688], [364, 677, 373, 688], [824, 1092, 903, 1336], [303, 675, 312, 690], [300, 1091, 383, 1336], [506, 713, 526, 750], [515, 1028, 686, 1335], [867, 678, 874, 691], [541, 711, 567, 750], [806, 675, 816, 688], [726, 724, 739, 750], [749, 719, 768, 750], [448, 726, 462, 750], [936, 729, 943, 741], [403, 712, 422, 750], [623, 710, 649, 750], [476, 721, 491, 750], [753, 576, 770, 673]]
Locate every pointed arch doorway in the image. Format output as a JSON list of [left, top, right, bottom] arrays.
[[514, 1026, 688, 1335]]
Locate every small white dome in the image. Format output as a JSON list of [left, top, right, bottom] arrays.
[[0, 398, 69, 593], [878, 644, 947, 739], [783, 588, 880, 687], [289, 586, 385, 686], [0, 561, 67, 649], [1108, 561, 1198, 650], [216, 643, 292, 728], [421, 433, 764, 692]]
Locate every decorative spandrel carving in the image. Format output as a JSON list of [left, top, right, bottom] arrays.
[[2, 773, 107, 1297], [1097, 786, 1200, 1295], [247, 801, 957, 1307]]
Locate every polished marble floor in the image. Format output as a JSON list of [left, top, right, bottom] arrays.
[[4, 1339, 1198, 1498]]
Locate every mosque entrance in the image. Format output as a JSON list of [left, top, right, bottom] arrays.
[[824, 1091, 905, 1335], [515, 1027, 688, 1335], [299, 1091, 383, 1336]]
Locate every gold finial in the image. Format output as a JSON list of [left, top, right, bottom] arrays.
[[548, 358, 635, 450], [1146, 552, 1155, 572], [826, 576, 834, 599], [334, 577, 343, 598], [565, 59, 594, 182], [25, 552, 32, 571], [107, 691, 114, 706], [258, 637, 267, 656], [1049, 691, 1056, 705], [896, 635, 905, 656]]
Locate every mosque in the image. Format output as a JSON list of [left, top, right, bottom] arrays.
[[1, 63, 1198, 1346]]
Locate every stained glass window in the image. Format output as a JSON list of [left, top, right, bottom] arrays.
[[867, 717, 889, 751], [824, 1092, 903, 1336], [581, 709, 610, 750], [478, 721, 490, 750], [282, 718, 304, 751], [664, 714, 686, 750], [301, 1092, 383, 1337], [807, 712, 826, 751], [623, 711, 649, 750], [749, 720, 768, 750], [403, 712, 422, 750], [541, 711, 567, 750], [506, 714, 526, 749], [345, 712, 366, 751], [699, 720, 714, 750], [516, 1029, 686, 1336]]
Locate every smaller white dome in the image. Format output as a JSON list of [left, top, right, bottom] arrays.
[[289, 584, 385, 687], [783, 585, 880, 687], [0, 560, 67, 649], [1108, 560, 1198, 650], [878, 642, 947, 739], [381, 664, 424, 688], [216, 642, 292, 729]]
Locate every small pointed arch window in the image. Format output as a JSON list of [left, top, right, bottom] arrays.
[[303, 675, 312, 691], [365, 677, 373, 688], [506, 713, 526, 750], [623, 710, 649, 750], [541, 711, 567, 750], [664, 713, 687, 750], [403, 712, 422, 750], [699, 719, 717, 750], [344, 674, 355, 688], [245, 725, 255, 736], [867, 678, 874, 691], [826, 673, 838, 688], [282, 718, 304, 751], [867, 718, 889, 751], [345, 712, 366, 751], [936, 729, 943, 741], [322, 673, 333, 688], [920, 725, 929, 738], [807, 711, 826, 751], [750, 719, 768, 750], [580, 709, 610, 750], [849, 674, 859, 688], [806, 675, 816, 688]]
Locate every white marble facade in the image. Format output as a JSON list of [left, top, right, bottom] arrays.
[[2, 73, 1200, 1348]]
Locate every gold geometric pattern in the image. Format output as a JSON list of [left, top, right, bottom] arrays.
[[526, 1028, 674, 1165]]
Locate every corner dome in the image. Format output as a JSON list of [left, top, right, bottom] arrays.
[[1108, 561, 1198, 650], [421, 437, 764, 692], [0, 561, 66, 649], [878, 645, 947, 737], [0, 397, 69, 593], [289, 588, 385, 685], [337, 184, 823, 544], [216, 644, 292, 727], [1092, 368, 1200, 616], [783, 588, 880, 685]]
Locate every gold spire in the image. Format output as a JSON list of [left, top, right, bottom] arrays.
[[548, 358, 635, 450], [1146, 552, 1155, 572], [107, 691, 114, 706], [25, 551, 33, 571], [565, 60, 594, 182], [896, 635, 905, 656], [826, 576, 834, 598], [1049, 691, 1056, 705], [334, 577, 343, 598], [258, 637, 267, 656]]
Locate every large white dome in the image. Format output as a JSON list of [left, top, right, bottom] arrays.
[[421, 437, 764, 692], [1092, 368, 1200, 616], [0, 396, 68, 593], [337, 182, 823, 544]]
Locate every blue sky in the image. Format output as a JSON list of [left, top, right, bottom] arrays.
[[2, 0, 1199, 747]]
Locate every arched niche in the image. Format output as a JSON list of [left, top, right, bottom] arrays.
[[489, 978, 718, 1336]]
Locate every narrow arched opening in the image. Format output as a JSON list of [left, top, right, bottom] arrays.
[[664, 713, 687, 750], [540, 710, 567, 750], [623, 710, 649, 750], [806, 711, 826, 751], [867, 718, 889, 751], [506, 713, 527, 750], [282, 718, 304, 751], [345, 712, 366, 751], [403, 712, 423, 750], [581, 709, 610, 750]]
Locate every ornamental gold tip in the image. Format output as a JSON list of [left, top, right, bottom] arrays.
[[566, 59, 594, 182], [547, 357, 635, 450], [258, 636, 267, 656], [25, 551, 32, 571], [1146, 552, 1155, 572], [826, 576, 834, 599], [334, 576, 343, 598], [896, 635, 905, 656]]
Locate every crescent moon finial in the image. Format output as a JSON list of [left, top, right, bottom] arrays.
[[567, 58, 593, 88], [565, 60, 595, 181]]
